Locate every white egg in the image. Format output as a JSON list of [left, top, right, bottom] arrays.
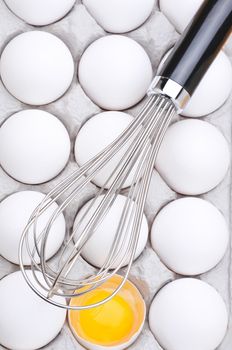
[[0, 31, 74, 105], [0, 191, 66, 265], [149, 278, 228, 350], [78, 35, 153, 110], [75, 111, 141, 189], [4, 0, 76, 26], [157, 49, 232, 117], [83, 0, 155, 33], [0, 109, 70, 184], [155, 119, 230, 195], [0, 270, 66, 350], [73, 194, 148, 268], [159, 0, 203, 33], [151, 197, 229, 275]]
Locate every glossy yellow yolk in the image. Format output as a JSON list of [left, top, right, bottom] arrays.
[[77, 290, 134, 344], [69, 275, 145, 347]]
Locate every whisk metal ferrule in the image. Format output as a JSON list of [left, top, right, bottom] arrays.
[[147, 76, 190, 113]]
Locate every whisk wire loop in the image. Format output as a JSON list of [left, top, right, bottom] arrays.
[[19, 95, 176, 309]]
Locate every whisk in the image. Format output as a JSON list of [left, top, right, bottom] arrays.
[[19, 0, 232, 309]]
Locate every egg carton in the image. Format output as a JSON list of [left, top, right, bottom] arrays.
[[0, 1, 232, 349]]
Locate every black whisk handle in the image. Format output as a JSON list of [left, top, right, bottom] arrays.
[[159, 0, 232, 96]]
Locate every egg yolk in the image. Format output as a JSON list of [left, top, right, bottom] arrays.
[[69, 275, 145, 347], [78, 290, 133, 344]]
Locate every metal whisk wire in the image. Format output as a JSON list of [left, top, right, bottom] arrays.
[[19, 94, 176, 309]]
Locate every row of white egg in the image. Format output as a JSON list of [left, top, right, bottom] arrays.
[[4, 0, 155, 31], [0, 271, 228, 350], [0, 29, 231, 116], [0, 189, 229, 275], [2, 0, 225, 38], [0, 269, 227, 350], [0, 109, 230, 194], [76, 111, 230, 194]]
